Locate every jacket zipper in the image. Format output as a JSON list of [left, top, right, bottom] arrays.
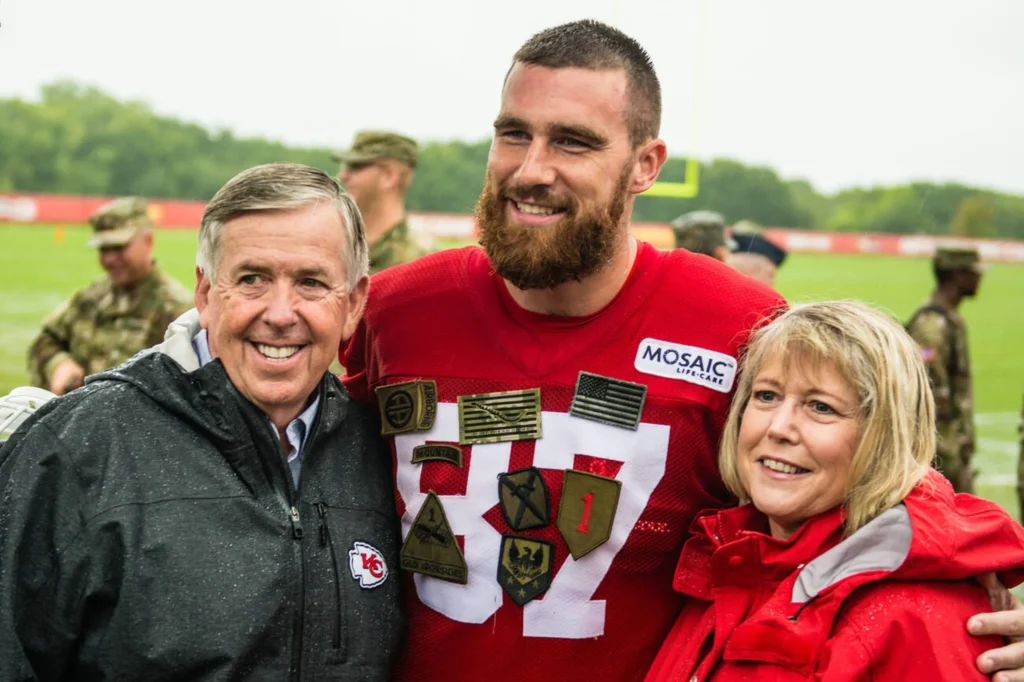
[[280, 385, 328, 680], [317, 502, 345, 650], [288, 500, 305, 682]]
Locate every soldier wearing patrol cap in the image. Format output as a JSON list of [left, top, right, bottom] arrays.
[[727, 219, 788, 289], [906, 245, 985, 493], [335, 130, 434, 273], [26, 197, 192, 395], [670, 210, 734, 262]]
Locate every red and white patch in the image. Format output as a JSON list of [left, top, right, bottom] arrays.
[[348, 541, 388, 589], [919, 346, 937, 362]]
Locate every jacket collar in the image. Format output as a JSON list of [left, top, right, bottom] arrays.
[[107, 307, 350, 460]]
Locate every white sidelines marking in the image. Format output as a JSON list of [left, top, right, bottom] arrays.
[[977, 438, 1021, 459], [975, 412, 1020, 428], [977, 474, 1018, 487]]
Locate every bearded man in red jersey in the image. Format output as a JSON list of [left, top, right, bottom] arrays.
[[342, 19, 1024, 682]]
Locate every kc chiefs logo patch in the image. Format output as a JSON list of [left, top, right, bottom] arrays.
[[348, 541, 389, 589]]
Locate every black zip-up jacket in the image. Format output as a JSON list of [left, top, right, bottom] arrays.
[[0, 329, 402, 681]]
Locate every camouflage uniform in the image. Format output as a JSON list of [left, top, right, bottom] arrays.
[[369, 215, 430, 274], [26, 197, 193, 390], [1017, 395, 1024, 521], [333, 130, 434, 274], [906, 247, 982, 493]]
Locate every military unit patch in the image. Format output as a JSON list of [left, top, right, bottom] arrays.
[[375, 380, 438, 436], [457, 388, 542, 445], [497, 534, 554, 606], [395, 379, 637, 607], [557, 470, 622, 560], [498, 467, 550, 531], [400, 491, 467, 584], [419, 381, 438, 429], [411, 443, 463, 467], [569, 371, 647, 431]]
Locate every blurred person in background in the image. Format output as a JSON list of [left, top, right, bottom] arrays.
[[906, 246, 984, 493], [1016, 394, 1023, 522], [0, 387, 54, 444], [670, 209, 734, 261], [0, 164, 402, 680], [646, 300, 1024, 682], [728, 219, 788, 289], [26, 197, 192, 395], [336, 130, 434, 273]]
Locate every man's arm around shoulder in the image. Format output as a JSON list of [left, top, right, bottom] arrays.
[[817, 582, 998, 681]]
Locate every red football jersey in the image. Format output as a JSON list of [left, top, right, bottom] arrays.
[[342, 242, 786, 682]]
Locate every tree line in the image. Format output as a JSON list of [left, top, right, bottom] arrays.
[[3, 81, 1023, 239]]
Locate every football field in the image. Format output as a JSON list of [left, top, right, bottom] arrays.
[[2, 224, 1022, 517]]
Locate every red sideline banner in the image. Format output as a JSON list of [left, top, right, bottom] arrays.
[[4, 193, 1024, 263], [0, 193, 205, 228]]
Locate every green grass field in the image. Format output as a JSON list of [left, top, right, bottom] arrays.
[[3, 223, 1022, 517]]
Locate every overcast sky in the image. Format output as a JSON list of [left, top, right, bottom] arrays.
[[2, 0, 1022, 194]]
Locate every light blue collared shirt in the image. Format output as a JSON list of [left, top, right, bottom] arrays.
[[192, 329, 318, 489]]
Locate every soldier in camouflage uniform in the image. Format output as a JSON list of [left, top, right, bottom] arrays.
[[1017, 394, 1024, 521], [670, 210, 734, 261], [335, 130, 434, 274], [26, 197, 193, 395], [906, 246, 985, 493]]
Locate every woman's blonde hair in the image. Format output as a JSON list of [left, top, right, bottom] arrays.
[[719, 300, 935, 534]]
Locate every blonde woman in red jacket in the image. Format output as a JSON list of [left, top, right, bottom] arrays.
[[646, 300, 1024, 682]]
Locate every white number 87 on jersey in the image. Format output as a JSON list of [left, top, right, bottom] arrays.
[[394, 404, 670, 639]]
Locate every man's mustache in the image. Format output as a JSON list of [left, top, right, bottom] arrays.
[[500, 184, 574, 210]]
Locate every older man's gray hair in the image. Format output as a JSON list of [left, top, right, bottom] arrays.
[[197, 163, 370, 291]]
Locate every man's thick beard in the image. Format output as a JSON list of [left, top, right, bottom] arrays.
[[474, 169, 630, 291]]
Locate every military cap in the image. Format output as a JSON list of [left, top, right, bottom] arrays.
[[86, 197, 152, 248], [333, 130, 419, 169], [933, 246, 984, 274], [670, 210, 735, 256], [730, 221, 787, 268]]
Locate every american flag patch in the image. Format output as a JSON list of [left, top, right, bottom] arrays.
[[569, 372, 647, 431]]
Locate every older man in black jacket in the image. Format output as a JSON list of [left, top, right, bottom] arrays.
[[0, 163, 403, 681]]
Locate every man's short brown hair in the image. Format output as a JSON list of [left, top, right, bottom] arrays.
[[511, 19, 661, 147]]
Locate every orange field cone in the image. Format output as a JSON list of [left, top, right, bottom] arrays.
[[54, 224, 66, 244]]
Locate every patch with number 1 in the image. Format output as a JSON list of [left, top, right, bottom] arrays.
[[557, 470, 622, 560], [400, 491, 468, 584]]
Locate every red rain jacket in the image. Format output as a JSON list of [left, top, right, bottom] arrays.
[[646, 471, 1024, 682]]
